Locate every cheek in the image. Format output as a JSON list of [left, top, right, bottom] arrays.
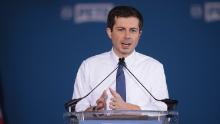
[[111, 33, 123, 40], [112, 40, 121, 47], [111, 37, 122, 44], [134, 36, 141, 43], [133, 37, 140, 46]]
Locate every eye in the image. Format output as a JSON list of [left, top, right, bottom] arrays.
[[130, 29, 138, 33], [117, 28, 125, 32]]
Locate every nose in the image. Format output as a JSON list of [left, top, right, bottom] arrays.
[[124, 30, 131, 39]]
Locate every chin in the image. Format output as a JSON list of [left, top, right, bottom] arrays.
[[120, 50, 132, 56]]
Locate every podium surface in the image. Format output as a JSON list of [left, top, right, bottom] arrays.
[[64, 110, 178, 124]]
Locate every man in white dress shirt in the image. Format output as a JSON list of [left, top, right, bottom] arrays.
[[72, 5, 169, 112]]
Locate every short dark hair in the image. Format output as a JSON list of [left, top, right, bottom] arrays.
[[107, 5, 143, 31]]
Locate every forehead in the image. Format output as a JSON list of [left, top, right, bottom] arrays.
[[114, 17, 139, 28]]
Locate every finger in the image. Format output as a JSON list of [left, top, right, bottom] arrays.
[[96, 98, 103, 103], [101, 90, 107, 98], [109, 104, 115, 110], [109, 88, 118, 97], [96, 91, 107, 104], [97, 102, 105, 110], [96, 100, 105, 110], [109, 101, 115, 106], [98, 90, 107, 101], [97, 97, 106, 109], [110, 97, 116, 102], [97, 99, 104, 104]]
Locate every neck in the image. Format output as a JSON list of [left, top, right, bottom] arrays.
[[113, 48, 133, 58]]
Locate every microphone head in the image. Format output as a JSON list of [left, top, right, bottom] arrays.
[[161, 98, 178, 111], [118, 57, 125, 66], [64, 98, 83, 112]]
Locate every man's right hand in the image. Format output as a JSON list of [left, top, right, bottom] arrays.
[[86, 90, 107, 111], [96, 90, 107, 110]]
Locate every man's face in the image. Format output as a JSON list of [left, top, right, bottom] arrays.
[[107, 17, 142, 57]]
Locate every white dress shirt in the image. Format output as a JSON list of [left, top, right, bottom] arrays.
[[72, 49, 169, 112]]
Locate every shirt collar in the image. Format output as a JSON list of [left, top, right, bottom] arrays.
[[110, 48, 136, 68]]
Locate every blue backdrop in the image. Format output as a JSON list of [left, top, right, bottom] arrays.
[[1, 0, 220, 124]]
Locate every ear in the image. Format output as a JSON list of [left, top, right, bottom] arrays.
[[139, 30, 142, 37], [106, 28, 112, 39]]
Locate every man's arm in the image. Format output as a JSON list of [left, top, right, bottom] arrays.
[[72, 61, 91, 111]]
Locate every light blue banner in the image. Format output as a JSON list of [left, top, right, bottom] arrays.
[[80, 120, 162, 124]]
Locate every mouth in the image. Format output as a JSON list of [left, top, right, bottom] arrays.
[[122, 42, 131, 45], [121, 42, 131, 48]]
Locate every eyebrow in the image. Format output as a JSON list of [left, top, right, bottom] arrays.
[[115, 27, 138, 30], [115, 27, 125, 29]]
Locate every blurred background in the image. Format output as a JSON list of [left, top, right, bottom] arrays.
[[0, 0, 220, 124]]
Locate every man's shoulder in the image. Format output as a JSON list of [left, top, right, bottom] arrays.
[[83, 51, 111, 65], [135, 52, 163, 66]]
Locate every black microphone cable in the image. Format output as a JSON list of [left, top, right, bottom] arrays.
[[120, 57, 178, 111], [65, 64, 119, 112]]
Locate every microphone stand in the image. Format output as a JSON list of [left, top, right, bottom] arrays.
[[65, 58, 178, 112]]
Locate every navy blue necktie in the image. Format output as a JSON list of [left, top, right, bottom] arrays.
[[116, 59, 126, 101]]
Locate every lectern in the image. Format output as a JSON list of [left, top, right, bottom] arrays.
[[63, 110, 178, 124]]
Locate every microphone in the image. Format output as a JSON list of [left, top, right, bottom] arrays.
[[64, 65, 119, 112], [119, 57, 178, 111]]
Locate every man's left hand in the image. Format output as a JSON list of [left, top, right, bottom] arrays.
[[109, 88, 141, 110]]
